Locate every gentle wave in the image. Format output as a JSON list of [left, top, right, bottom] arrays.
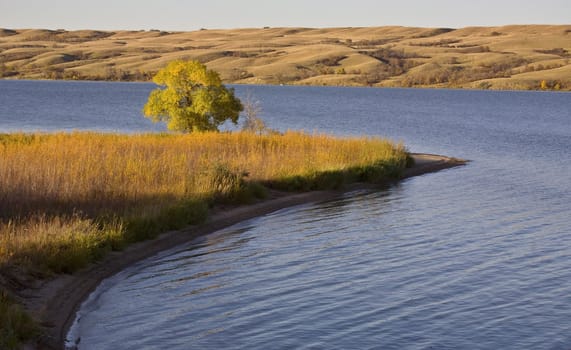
[[73, 177, 571, 349], [50, 85, 571, 349]]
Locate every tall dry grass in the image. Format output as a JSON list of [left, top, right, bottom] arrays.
[[0, 130, 408, 348], [0, 131, 408, 273]]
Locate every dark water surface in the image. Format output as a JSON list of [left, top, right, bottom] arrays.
[[1, 80, 570, 349], [0, 80, 165, 133]]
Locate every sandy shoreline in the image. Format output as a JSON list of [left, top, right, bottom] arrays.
[[19, 153, 466, 349]]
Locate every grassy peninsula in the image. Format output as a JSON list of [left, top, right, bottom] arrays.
[[1, 25, 570, 90], [0, 131, 411, 348]]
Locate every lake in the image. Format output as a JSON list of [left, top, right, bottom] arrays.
[[1, 80, 570, 349]]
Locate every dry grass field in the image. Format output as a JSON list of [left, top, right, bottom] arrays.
[[0, 131, 408, 275], [1, 25, 570, 90]]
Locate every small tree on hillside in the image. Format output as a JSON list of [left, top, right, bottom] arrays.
[[143, 60, 243, 132]]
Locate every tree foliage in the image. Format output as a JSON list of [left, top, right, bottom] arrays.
[[143, 60, 243, 132]]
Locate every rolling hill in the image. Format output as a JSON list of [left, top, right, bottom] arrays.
[[1, 25, 570, 90]]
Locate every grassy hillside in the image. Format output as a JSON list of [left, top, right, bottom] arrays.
[[1, 25, 570, 90]]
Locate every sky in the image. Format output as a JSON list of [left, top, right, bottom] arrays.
[[1, 0, 570, 31]]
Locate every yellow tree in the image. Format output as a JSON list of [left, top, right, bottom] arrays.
[[143, 60, 243, 132]]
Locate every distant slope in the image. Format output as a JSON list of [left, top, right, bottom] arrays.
[[1, 25, 570, 90]]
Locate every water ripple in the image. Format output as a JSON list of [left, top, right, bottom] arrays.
[[69, 87, 571, 350]]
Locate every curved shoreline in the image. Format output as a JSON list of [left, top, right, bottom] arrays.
[[23, 154, 466, 349]]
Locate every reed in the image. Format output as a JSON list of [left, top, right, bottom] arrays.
[[0, 131, 408, 273]]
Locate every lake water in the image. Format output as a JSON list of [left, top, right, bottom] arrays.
[[1, 80, 570, 349]]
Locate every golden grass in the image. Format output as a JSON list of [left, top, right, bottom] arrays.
[[1, 25, 570, 90], [0, 131, 408, 274]]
